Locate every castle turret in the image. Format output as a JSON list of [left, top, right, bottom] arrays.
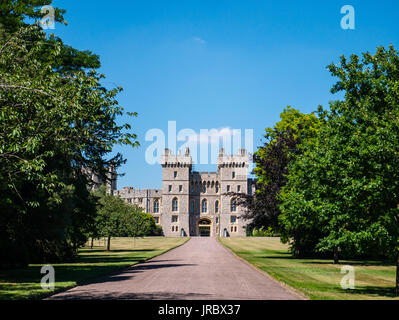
[[217, 149, 250, 237], [161, 148, 192, 237]]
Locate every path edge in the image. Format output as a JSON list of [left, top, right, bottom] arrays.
[[44, 237, 191, 300], [217, 237, 310, 301]]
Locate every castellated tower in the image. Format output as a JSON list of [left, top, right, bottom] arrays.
[[160, 148, 192, 237], [217, 148, 250, 237], [116, 147, 253, 237]]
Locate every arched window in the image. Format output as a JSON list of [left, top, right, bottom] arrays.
[[190, 200, 194, 214], [215, 182, 219, 193], [231, 198, 237, 212], [172, 197, 178, 212], [215, 200, 219, 213], [201, 199, 207, 213], [153, 199, 159, 213]]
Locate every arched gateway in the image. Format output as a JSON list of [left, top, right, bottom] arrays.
[[198, 218, 211, 237]]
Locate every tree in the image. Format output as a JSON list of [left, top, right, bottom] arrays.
[[279, 46, 399, 294], [0, 24, 138, 266], [122, 208, 157, 247], [232, 106, 321, 235], [95, 188, 130, 251], [94, 188, 157, 250], [0, 0, 100, 71]]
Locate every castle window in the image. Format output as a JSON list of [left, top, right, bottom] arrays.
[[215, 183, 219, 193], [231, 215, 237, 223], [153, 199, 159, 213], [201, 199, 208, 213], [154, 217, 159, 224], [234, 226, 237, 232], [127, 199, 132, 204], [237, 185, 241, 192], [216, 217, 219, 223], [179, 185, 182, 192], [172, 215, 178, 223], [190, 200, 194, 214], [138, 198, 143, 203], [227, 185, 230, 192], [215, 200, 219, 213], [174, 171, 177, 178], [232, 172, 235, 179], [202, 183, 206, 193], [231, 198, 237, 212], [172, 197, 178, 212], [168, 185, 172, 192]]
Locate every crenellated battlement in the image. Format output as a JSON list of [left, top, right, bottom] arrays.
[[217, 148, 250, 168], [161, 148, 192, 168]]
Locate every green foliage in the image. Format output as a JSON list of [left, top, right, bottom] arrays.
[[0, 3, 139, 266], [93, 188, 157, 249], [0, 0, 66, 33], [149, 224, 164, 236], [238, 106, 321, 234], [279, 46, 399, 263], [122, 209, 157, 239], [252, 226, 274, 237]]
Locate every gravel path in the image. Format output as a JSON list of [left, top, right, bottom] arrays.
[[47, 237, 302, 300]]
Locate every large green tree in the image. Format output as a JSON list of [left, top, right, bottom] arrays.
[[232, 106, 321, 236], [0, 0, 100, 71], [122, 209, 157, 246], [94, 188, 156, 250], [279, 46, 399, 293], [0, 9, 138, 265]]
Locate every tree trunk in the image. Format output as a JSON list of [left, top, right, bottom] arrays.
[[333, 247, 339, 264], [90, 238, 93, 249], [107, 236, 111, 251], [396, 251, 399, 296]]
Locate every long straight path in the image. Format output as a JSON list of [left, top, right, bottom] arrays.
[[48, 237, 302, 300]]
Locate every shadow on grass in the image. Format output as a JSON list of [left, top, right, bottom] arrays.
[[305, 260, 395, 267], [342, 286, 397, 298], [77, 255, 148, 264], [80, 249, 158, 253], [255, 254, 395, 267]]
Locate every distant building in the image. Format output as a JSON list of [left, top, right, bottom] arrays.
[[83, 164, 117, 193], [114, 148, 255, 237]]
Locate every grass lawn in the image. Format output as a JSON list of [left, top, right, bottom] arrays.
[[219, 237, 398, 300], [0, 237, 189, 300]]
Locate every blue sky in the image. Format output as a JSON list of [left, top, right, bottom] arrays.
[[51, 0, 399, 189]]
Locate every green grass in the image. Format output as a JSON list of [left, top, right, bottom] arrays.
[[219, 237, 399, 300], [0, 237, 189, 300]]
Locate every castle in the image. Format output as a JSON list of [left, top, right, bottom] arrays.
[[113, 148, 255, 237]]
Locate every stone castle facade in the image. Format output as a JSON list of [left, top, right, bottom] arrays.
[[113, 148, 255, 237]]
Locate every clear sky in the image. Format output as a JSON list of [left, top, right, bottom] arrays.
[[51, 0, 399, 189]]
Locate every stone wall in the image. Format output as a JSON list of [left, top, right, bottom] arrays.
[[114, 148, 253, 237]]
